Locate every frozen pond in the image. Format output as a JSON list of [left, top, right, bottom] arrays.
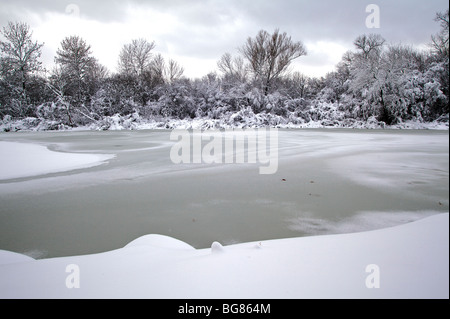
[[0, 129, 448, 258]]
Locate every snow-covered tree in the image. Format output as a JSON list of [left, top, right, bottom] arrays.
[[53, 36, 106, 124], [0, 21, 44, 116], [281, 72, 310, 99], [347, 34, 389, 121], [241, 29, 307, 95], [118, 39, 155, 78], [54, 36, 96, 103], [429, 9, 449, 114]]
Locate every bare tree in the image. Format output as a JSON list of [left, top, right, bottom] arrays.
[[217, 52, 248, 83], [0, 21, 44, 107], [430, 9, 449, 105], [150, 53, 165, 81], [353, 34, 385, 60], [166, 59, 184, 83], [118, 39, 155, 77], [287, 71, 310, 99], [241, 29, 307, 95], [150, 53, 184, 84], [431, 9, 449, 59], [89, 61, 109, 80]]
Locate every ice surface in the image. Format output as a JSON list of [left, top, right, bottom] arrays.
[[286, 210, 438, 235]]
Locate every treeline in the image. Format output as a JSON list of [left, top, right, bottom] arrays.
[[0, 10, 448, 130]]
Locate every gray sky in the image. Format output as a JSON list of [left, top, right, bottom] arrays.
[[0, 0, 448, 78]]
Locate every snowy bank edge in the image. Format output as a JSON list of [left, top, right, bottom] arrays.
[[1, 114, 449, 132], [0, 213, 448, 298]]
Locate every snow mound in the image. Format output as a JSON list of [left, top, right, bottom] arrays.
[[124, 234, 195, 250], [0, 213, 447, 298], [211, 241, 225, 254]]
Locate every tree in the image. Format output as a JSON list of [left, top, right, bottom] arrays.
[[241, 29, 307, 95], [55, 36, 96, 102], [430, 9, 449, 107], [217, 52, 248, 85], [150, 53, 165, 83], [165, 58, 184, 84], [151, 53, 184, 84], [321, 63, 350, 106], [280, 71, 310, 99], [347, 34, 387, 120], [0, 21, 44, 116], [117, 39, 163, 105], [53, 36, 104, 124], [431, 9, 449, 60], [345, 32, 446, 124], [118, 39, 155, 77], [353, 34, 385, 60]]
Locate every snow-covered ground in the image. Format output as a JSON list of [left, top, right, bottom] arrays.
[[0, 213, 448, 298], [1, 113, 449, 132]]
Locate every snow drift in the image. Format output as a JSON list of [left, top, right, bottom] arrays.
[[0, 213, 448, 299]]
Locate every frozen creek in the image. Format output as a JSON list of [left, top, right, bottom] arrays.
[[0, 129, 448, 259]]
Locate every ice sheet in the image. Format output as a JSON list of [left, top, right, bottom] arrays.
[[0, 141, 114, 180]]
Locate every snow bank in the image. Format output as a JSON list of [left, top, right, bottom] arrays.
[[0, 141, 114, 180], [0, 250, 34, 265], [2, 112, 448, 132], [85, 114, 449, 131], [0, 213, 447, 299]]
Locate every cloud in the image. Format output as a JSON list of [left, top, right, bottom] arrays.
[[0, 0, 126, 22], [1, 0, 448, 78], [291, 41, 350, 77]]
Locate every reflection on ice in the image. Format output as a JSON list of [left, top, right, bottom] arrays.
[[287, 211, 439, 236]]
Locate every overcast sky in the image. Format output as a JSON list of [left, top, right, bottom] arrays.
[[0, 0, 448, 79]]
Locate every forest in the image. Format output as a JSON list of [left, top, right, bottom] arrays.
[[0, 10, 448, 131]]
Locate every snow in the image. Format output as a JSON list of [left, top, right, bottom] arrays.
[[0, 213, 448, 298], [2, 112, 449, 132], [91, 115, 449, 131], [0, 141, 114, 180], [0, 250, 34, 265]]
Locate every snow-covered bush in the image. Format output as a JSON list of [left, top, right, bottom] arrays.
[[92, 112, 141, 130]]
